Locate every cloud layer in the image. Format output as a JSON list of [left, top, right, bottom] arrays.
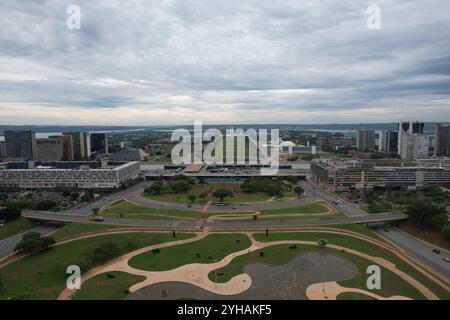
[[0, 0, 449, 125]]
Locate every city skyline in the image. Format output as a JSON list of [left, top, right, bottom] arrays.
[[0, 0, 449, 125]]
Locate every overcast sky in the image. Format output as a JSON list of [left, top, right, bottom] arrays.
[[0, 0, 449, 125]]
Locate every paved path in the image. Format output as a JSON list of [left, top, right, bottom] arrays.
[[377, 228, 450, 279], [58, 228, 446, 300]]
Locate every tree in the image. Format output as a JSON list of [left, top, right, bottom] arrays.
[[293, 186, 305, 198], [171, 180, 192, 194], [213, 189, 233, 202], [318, 239, 328, 248], [442, 224, 450, 238], [0, 274, 3, 288], [188, 194, 196, 204], [199, 192, 208, 201], [405, 200, 448, 229], [145, 181, 164, 195], [14, 232, 55, 255], [92, 207, 100, 215], [0, 207, 21, 222]]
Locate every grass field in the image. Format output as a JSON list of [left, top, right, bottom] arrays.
[[128, 233, 251, 271], [208, 243, 426, 299], [260, 203, 329, 215], [336, 292, 376, 300], [103, 200, 253, 220], [50, 223, 125, 242], [73, 272, 145, 300], [0, 232, 194, 300], [143, 183, 274, 205], [0, 217, 35, 241], [250, 232, 449, 300]]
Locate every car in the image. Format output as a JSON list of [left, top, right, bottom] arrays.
[[433, 249, 441, 254], [443, 258, 450, 262], [90, 216, 104, 222], [383, 228, 389, 232], [187, 205, 192, 208]]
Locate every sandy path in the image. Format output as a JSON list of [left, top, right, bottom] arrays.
[[306, 281, 411, 300], [58, 229, 446, 300]]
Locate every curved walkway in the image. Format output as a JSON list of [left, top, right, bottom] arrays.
[[306, 281, 411, 300], [58, 228, 446, 300]]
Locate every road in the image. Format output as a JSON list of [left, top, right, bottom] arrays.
[[299, 181, 368, 217], [0, 224, 61, 259], [377, 228, 450, 279], [67, 180, 368, 218], [22, 210, 407, 230]]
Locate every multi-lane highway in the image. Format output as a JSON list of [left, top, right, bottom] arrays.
[[377, 228, 450, 278]]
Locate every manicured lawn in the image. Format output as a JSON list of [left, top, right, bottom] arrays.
[[260, 203, 329, 215], [73, 272, 145, 300], [0, 217, 34, 241], [0, 232, 194, 300], [208, 244, 426, 300], [128, 233, 251, 271], [337, 292, 376, 300], [258, 212, 344, 221], [103, 200, 251, 220], [251, 232, 449, 300], [143, 183, 273, 205], [50, 223, 125, 242]]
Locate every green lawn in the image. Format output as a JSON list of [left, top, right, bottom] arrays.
[[260, 203, 329, 215], [0, 218, 35, 241], [0, 232, 194, 300], [143, 184, 272, 205], [73, 272, 145, 300], [50, 223, 125, 242], [128, 233, 251, 272], [258, 212, 344, 221], [104, 200, 252, 220], [208, 244, 426, 300], [336, 292, 376, 300], [251, 232, 449, 300]]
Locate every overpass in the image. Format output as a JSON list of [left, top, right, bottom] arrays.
[[22, 210, 408, 231]]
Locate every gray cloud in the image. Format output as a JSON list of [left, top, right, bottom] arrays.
[[0, 0, 449, 125]]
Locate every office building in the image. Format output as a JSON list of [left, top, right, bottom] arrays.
[[356, 130, 375, 151], [4, 130, 37, 159], [0, 141, 6, 158], [398, 121, 425, 155], [0, 161, 140, 190], [400, 133, 429, 160], [311, 158, 450, 191], [375, 131, 398, 154], [36, 137, 64, 161], [109, 148, 147, 161], [90, 133, 109, 154], [62, 132, 90, 160], [434, 124, 450, 156]]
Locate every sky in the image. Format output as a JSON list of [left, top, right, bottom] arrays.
[[0, 0, 449, 126]]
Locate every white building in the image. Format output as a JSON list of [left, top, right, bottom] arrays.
[[400, 133, 429, 160], [0, 161, 140, 190]]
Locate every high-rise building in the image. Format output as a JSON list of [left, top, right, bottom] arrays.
[[375, 130, 398, 154], [434, 123, 450, 156], [4, 130, 37, 159], [90, 133, 109, 154], [400, 133, 429, 160], [0, 141, 6, 158], [398, 121, 425, 155], [62, 132, 90, 160], [36, 137, 64, 161], [356, 130, 375, 151]]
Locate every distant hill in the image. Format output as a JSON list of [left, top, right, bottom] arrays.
[[0, 122, 439, 135]]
